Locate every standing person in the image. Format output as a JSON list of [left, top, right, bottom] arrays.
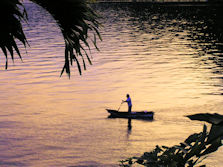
[[123, 94, 132, 113]]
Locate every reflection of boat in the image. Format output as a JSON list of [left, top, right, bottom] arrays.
[[106, 109, 154, 120]]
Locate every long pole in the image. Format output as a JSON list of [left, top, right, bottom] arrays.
[[117, 102, 123, 111]]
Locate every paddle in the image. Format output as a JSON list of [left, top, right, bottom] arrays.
[[117, 101, 124, 111]]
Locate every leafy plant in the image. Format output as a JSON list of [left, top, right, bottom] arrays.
[[0, 0, 101, 77], [0, 0, 28, 69], [120, 113, 223, 167]]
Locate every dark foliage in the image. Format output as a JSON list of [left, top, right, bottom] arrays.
[[0, 0, 101, 77], [0, 0, 28, 69], [120, 113, 223, 167]]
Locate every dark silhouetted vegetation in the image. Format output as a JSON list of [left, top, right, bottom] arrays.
[[120, 113, 223, 167], [0, 0, 101, 77]]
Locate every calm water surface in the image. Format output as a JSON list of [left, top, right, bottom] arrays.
[[0, 2, 223, 167]]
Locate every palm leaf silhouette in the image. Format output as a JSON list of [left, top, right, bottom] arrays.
[[0, 0, 28, 69], [0, 0, 101, 77]]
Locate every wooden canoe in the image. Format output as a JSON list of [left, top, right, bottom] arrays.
[[106, 109, 154, 120]]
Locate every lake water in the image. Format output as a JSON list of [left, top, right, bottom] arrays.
[[0, 2, 223, 167]]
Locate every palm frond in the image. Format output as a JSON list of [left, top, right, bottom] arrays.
[[0, 0, 101, 76], [0, 0, 28, 68], [30, 0, 101, 77]]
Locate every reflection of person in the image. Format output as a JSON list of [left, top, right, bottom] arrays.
[[122, 94, 132, 113]]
